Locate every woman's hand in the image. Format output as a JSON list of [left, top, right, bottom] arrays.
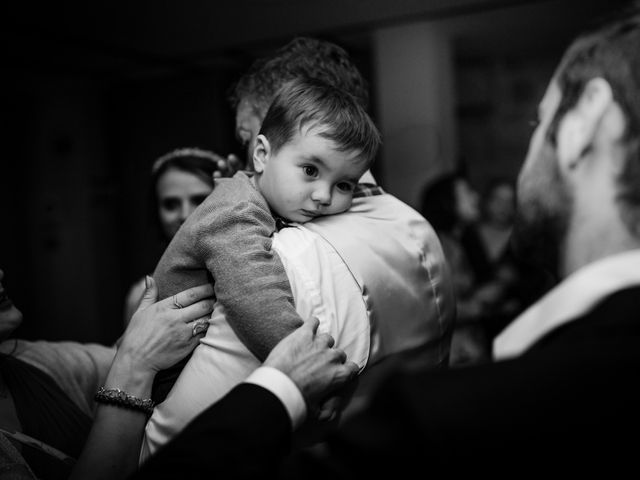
[[117, 277, 215, 376], [71, 279, 214, 480]]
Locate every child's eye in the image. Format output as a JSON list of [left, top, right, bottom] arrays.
[[337, 182, 355, 193], [303, 165, 318, 177]]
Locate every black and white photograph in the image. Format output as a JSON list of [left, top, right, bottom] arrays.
[[1, 0, 638, 477]]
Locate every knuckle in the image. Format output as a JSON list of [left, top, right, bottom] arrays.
[[317, 333, 335, 348], [203, 299, 215, 312], [332, 348, 347, 363], [186, 290, 197, 302]]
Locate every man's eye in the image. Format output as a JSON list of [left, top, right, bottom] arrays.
[[303, 165, 318, 177], [337, 182, 355, 192]]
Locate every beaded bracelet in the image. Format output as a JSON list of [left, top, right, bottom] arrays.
[[94, 387, 155, 416]]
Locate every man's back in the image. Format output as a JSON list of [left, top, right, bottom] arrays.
[[305, 186, 455, 367]]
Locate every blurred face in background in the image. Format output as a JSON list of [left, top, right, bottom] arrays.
[[0, 268, 23, 341], [455, 179, 480, 223], [156, 168, 214, 239], [485, 183, 516, 227]]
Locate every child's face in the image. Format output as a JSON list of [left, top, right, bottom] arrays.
[[253, 127, 367, 223]]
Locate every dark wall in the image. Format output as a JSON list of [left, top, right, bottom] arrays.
[[0, 67, 243, 344], [0, 0, 622, 344], [109, 70, 241, 321]]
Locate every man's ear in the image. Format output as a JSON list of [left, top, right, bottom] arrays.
[[556, 77, 614, 169], [252, 134, 270, 173]]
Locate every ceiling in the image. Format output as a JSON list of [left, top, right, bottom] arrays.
[[3, 0, 622, 81]]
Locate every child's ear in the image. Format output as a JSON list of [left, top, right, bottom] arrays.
[[252, 135, 271, 173]]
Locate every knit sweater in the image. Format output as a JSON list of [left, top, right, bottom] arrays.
[[152, 171, 302, 361]]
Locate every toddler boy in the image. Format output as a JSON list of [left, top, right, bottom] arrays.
[[150, 77, 380, 402]]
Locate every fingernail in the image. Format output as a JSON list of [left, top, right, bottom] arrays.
[[145, 275, 151, 289]]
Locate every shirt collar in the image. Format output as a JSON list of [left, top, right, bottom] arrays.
[[493, 249, 640, 360], [354, 170, 384, 198]]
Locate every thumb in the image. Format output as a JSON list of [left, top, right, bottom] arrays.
[[138, 275, 158, 311]]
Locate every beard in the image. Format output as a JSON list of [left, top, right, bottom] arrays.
[[511, 142, 572, 280]]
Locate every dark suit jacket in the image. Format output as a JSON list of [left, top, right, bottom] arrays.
[[134, 286, 640, 478]]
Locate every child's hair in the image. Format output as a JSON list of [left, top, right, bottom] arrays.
[[259, 77, 381, 165]]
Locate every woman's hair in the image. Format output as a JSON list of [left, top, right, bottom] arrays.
[[149, 147, 219, 239]]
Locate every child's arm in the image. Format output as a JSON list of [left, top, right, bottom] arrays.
[[191, 176, 303, 361]]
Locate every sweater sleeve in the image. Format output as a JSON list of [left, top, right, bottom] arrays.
[[189, 174, 304, 360]]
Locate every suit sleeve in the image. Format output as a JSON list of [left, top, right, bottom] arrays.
[[133, 383, 292, 479]]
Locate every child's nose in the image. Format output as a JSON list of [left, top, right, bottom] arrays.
[[311, 185, 332, 205]]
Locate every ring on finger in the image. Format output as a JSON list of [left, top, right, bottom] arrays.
[[191, 319, 209, 337], [173, 294, 184, 309]]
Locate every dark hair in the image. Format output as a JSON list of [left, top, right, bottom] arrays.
[[228, 37, 369, 118], [149, 148, 218, 239], [420, 173, 462, 234], [548, 5, 640, 235], [259, 78, 381, 165]]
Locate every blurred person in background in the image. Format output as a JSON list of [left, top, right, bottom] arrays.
[[477, 177, 517, 268], [420, 172, 496, 365], [476, 177, 554, 340]]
